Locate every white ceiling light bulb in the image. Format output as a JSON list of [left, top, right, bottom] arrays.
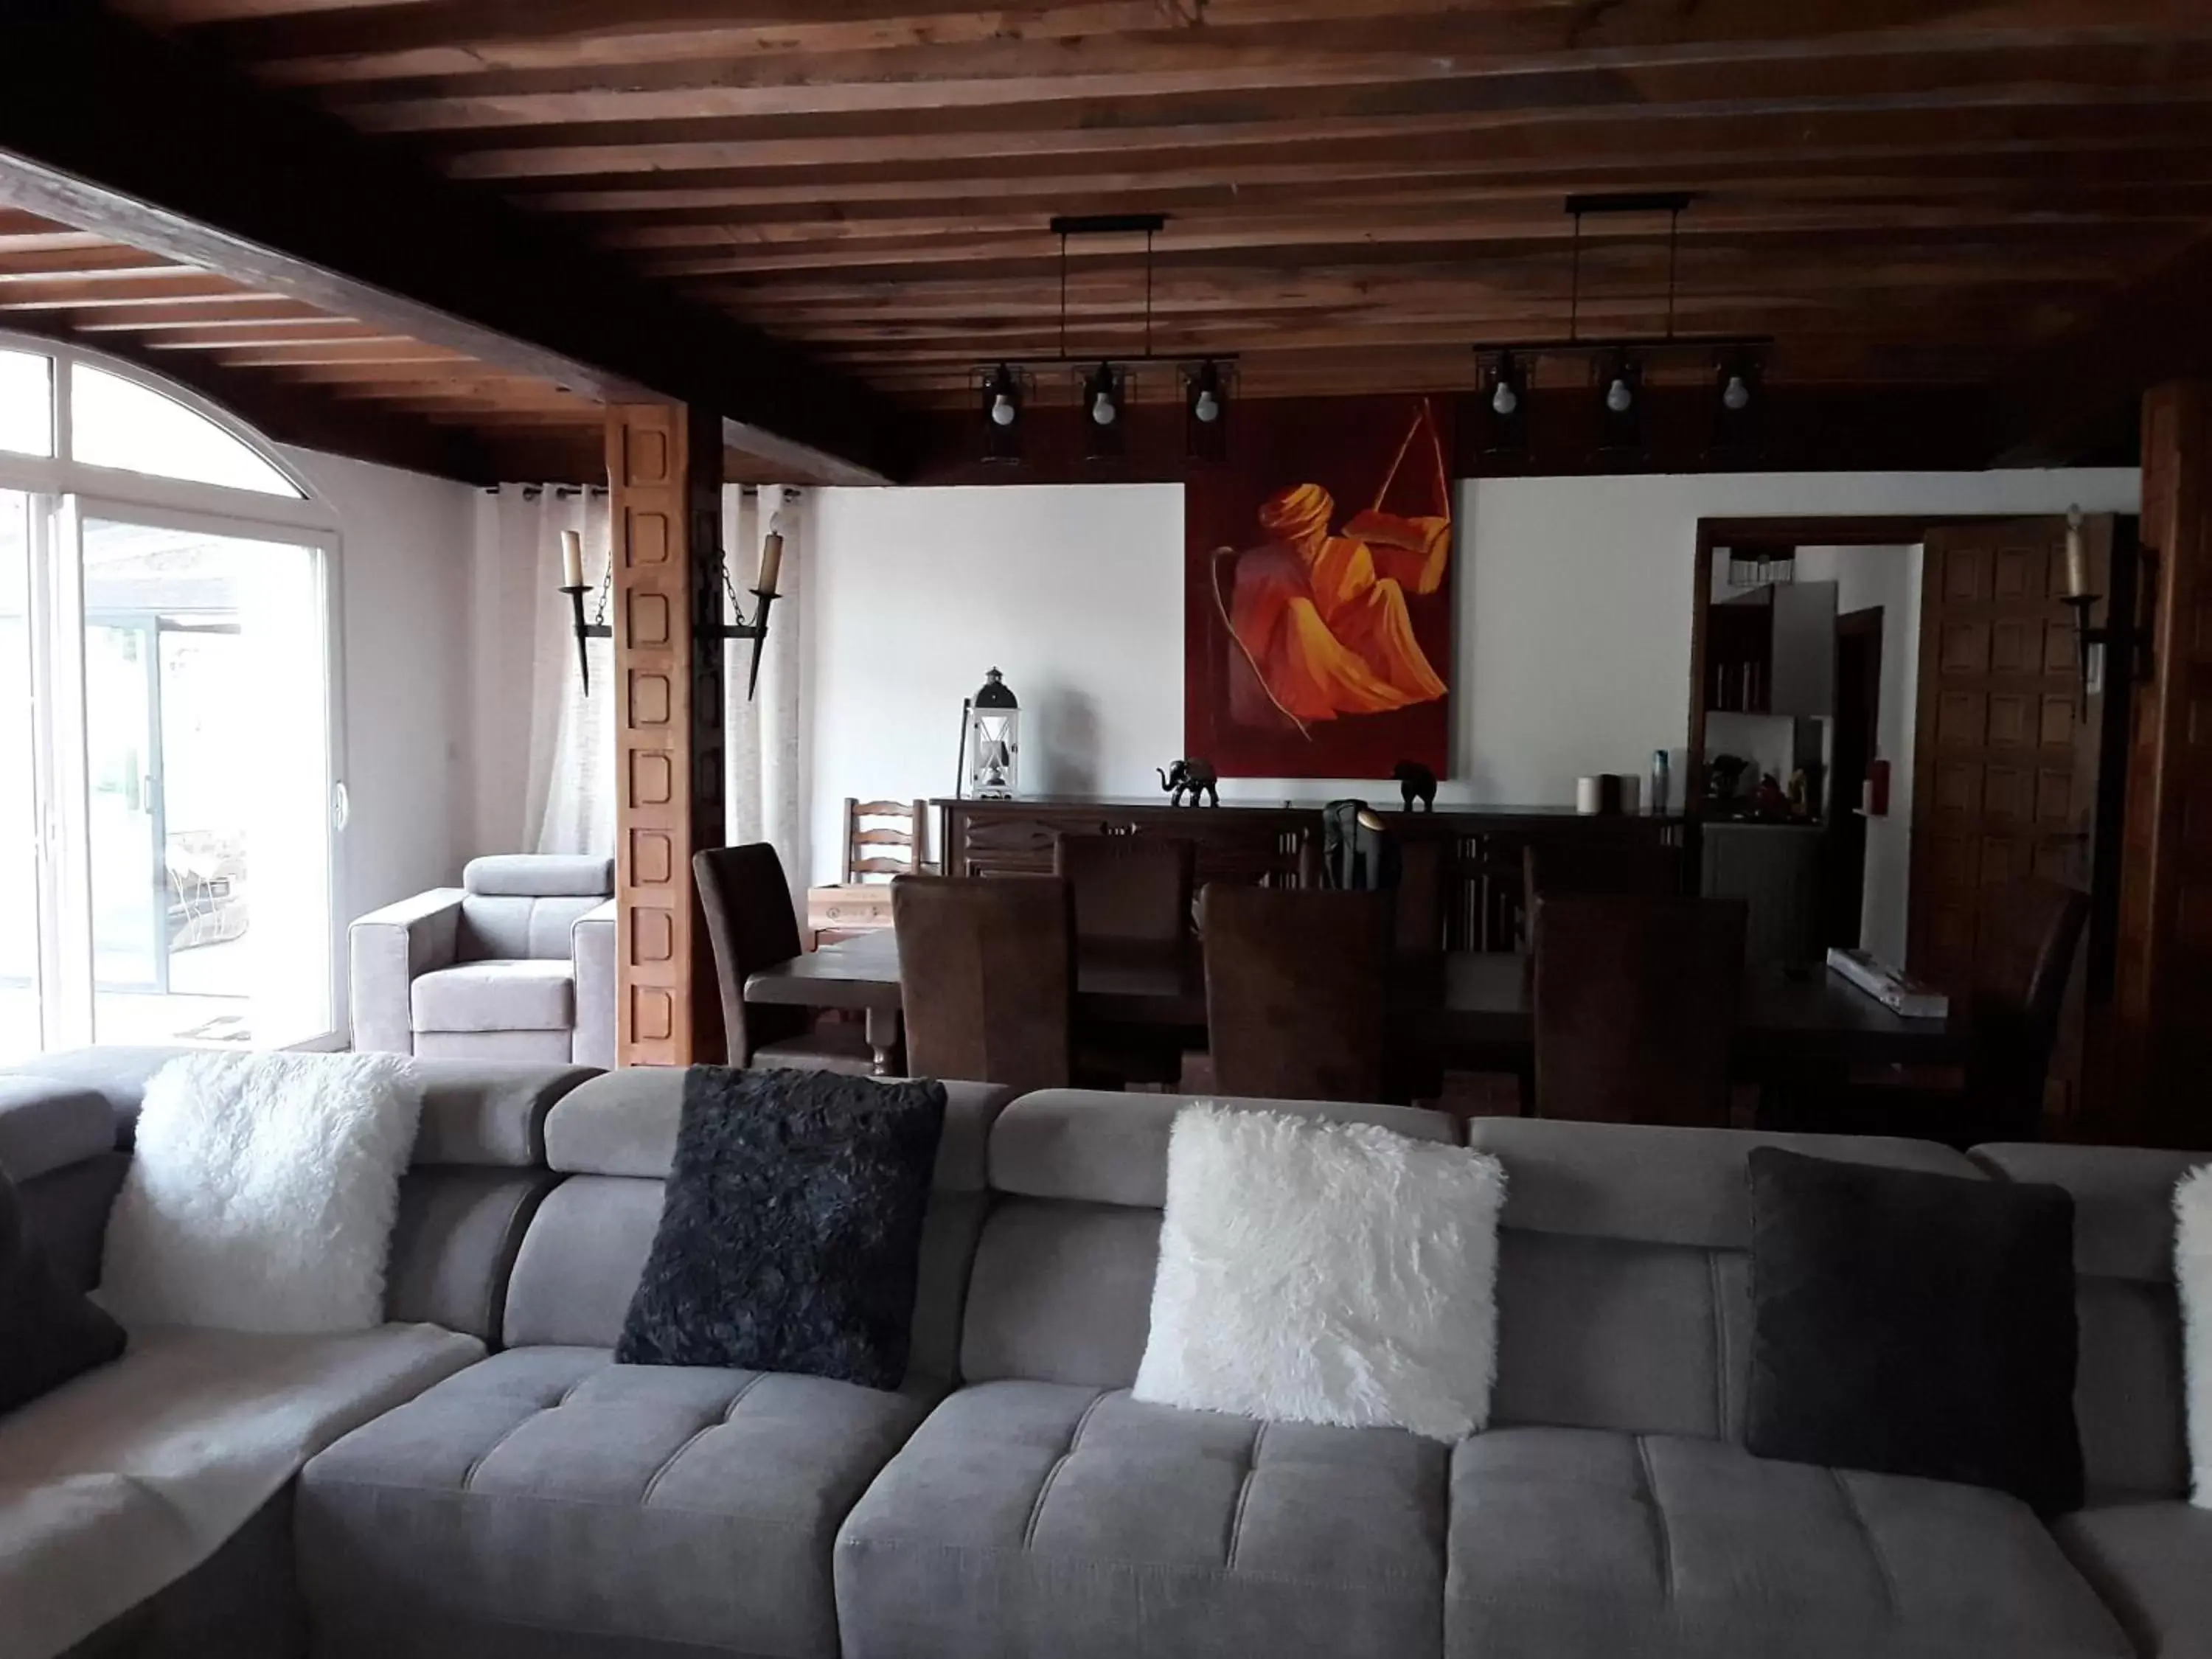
[[1490, 379, 1519, 417], [1194, 386, 1220, 422], [1604, 377, 1633, 414], [1092, 389, 1119, 426], [990, 392, 1017, 427], [1722, 375, 1750, 411]]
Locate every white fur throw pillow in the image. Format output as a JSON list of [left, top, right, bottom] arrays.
[[2180, 1164, 2212, 1509], [1133, 1102, 1507, 1442], [100, 1051, 424, 1334]]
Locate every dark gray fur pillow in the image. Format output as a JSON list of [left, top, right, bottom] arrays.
[[616, 1066, 946, 1389]]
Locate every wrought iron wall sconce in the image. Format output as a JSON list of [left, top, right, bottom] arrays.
[[2058, 506, 2153, 719], [557, 504, 785, 701]]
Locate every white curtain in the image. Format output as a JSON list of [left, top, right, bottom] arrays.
[[468, 485, 613, 858], [726, 484, 809, 904]]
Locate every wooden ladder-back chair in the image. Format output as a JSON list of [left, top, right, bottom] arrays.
[[844, 797, 928, 883]]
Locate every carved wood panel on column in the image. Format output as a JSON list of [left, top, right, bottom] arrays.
[[608, 403, 726, 1067], [2119, 383, 2212, 1146]]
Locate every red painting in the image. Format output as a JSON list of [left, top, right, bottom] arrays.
[[1185, 395, 1455, 779]]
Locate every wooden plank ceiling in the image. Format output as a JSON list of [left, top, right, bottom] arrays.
[[35, 0, 2212, 465], [0, 206, 607, 479]]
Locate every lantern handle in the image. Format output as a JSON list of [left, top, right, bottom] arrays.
[[953, 695, 973, 800]]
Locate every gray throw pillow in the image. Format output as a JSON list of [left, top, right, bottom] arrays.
[[616, 1067, 946, 1390], [1, 1168, 127, 1415]]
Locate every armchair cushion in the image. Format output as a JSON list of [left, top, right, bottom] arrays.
[[411, 961, 574, 1034], [462, 855, 613, 898], [570, 899, 617, 1069]]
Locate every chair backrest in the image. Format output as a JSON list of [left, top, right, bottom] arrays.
[[891, 874, 1074, 1093], [1532, 893, 1746, 1126], [1053, 833, 1194, 945], [845, 797, 928, 883], [1966, 879, 2091, 1139], [1523, 836, 1683, 903], [1200, 883, 1392, 1102], [456, 855, 613, 962], [692, 844, 810, 1065]]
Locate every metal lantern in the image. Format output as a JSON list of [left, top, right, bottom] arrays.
[[964, 668, 1020, 799]]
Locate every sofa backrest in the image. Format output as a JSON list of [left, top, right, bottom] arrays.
[[457, 855, 613, 962], [1467, 1119, 1978, 1443], [0, 1049, 589, 1347], [502, 1068, 1014, 1385], [959, 1090, 1458, 1386], [1973, 1142, 2197, 1502]]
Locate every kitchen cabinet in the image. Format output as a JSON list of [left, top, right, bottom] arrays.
[[1705, 580, 1838, 717]]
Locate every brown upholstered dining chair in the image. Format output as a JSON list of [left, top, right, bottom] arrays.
[[1201, 883, 1394, 1103], [891, 874, 1074, 1093], [1531, 893, 1747, 1126], [1054, 833, 1194, 945], [693, 844, 876, 1074]]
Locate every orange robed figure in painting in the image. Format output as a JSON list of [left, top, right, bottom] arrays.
[[1215, 400, 1453, 734]]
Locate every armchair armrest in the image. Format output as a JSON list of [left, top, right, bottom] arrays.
[[349, 887, 464, 1054], [571, 899, 618, 1069]]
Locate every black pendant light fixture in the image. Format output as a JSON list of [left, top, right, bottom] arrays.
[[1708, 348, 1764, 465], [1479, 349, 1529, 456], [1183, 357, 1231, 461], [978, 362, 1027, 465]]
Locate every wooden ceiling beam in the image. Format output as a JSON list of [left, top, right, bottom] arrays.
[[0, 311, 495, 480], [0, 4, 904, 484], [175, 0, 2212, 86]]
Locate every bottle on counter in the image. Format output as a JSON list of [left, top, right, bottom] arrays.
[[1649, 749, 1670, 816]]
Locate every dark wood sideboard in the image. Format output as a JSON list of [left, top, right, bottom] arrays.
[[933, 796, 1684, 953]]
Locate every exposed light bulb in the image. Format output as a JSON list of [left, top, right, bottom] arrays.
[[990, 392, 1016, 427], [1722, 375, 1750, 411], [1194, 388, 1220, 423], [1490, 379, 1519, 417], [1604, 378, 1633, 414], [1091, 392, 1119, 427]]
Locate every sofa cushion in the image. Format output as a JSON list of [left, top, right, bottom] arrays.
[[1745, 1147, 2083, 1515], [2, 1045, 189, 1147], [616, 1068, 947, 1388], [2053, 1502, 2212, 1659], [0, 1321, 481, 1659], [835, 1381, 1447, 1659], [411, 960, 574, 1034], [0, 1166, 125, 1414], [297, 1346, 933, 1659], [1444, 1427, 2131, 1659], [406, 1058, 592, 1167]]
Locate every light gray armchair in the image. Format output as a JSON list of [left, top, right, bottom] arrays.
[[349, 855, 616, 1067]]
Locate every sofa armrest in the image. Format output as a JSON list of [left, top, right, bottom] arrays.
[[349, 887, 465, 1054], [571, 899, 618, 1068]]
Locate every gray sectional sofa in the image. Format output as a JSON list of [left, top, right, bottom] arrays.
[[1, 1049, 2205, 1659]]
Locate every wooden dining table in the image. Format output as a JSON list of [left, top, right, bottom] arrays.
[[744, 929, 1968, 1080]]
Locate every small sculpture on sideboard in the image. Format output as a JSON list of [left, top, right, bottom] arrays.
[[1158, 759, 1220, 807], [1393, 760, 1437, 813]]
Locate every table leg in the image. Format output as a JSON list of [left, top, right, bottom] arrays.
[[864, 1006, 902, 1077]]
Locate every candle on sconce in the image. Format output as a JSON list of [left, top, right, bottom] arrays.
[[755, 519, 785, 597], [2062, 506, 2090, 599], [560, 529, 585, 590]]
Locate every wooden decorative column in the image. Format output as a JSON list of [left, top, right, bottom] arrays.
[[608, 403, 726, 1067], [2115, 381, 2212, 1147]]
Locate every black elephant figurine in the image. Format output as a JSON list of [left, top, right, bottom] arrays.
[[1393, 760, 1438, 812], [1158, 759, 1220, 807]]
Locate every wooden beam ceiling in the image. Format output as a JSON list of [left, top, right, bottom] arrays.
[[0, 3, 900, 483], [0, 0, 2195, 470]]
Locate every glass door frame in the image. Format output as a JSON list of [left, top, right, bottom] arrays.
[[63, 493, 349, 1051]]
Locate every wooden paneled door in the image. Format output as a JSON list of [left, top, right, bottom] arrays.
[[1909, 518, 2098, 993]]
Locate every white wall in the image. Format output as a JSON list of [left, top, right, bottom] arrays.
[[283, 445, 476, 928], [1793, 544, 1922, 964], [793, 468, 2142, 887]]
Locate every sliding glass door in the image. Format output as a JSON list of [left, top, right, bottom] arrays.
[[0, 501, 338, 1061], [0, 337, 344, 1064]]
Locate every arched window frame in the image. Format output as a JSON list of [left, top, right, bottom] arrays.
[[0, 331, 353, 1052]]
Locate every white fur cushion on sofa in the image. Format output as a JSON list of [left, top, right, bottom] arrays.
[[100, 1052, 424, 1335], [2180, 1164, 2212, 1509], [1133, 1102, 1507, 1442]]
